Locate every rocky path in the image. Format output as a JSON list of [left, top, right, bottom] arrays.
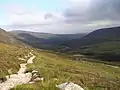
[[27, 56, 36, 64], [0, 51, 36, 90], [0, 50, 84, 90]]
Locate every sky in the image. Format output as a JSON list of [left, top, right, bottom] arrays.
[[0, 0, 120, 34]]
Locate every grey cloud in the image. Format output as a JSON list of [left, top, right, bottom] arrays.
[[64, 0, 120, 22], [44, 13, 55, 20], [90, 0, 120, 20]]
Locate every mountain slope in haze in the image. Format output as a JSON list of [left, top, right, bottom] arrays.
[[61, 26, 120, 61], [0, 28, 24, 45], [10, 30, 85, 49]]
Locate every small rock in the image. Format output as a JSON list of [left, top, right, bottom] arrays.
[[29, 81, 35, 84], [32, 70, 38, 73], [33, 77, 44, 82], [33, 73, 37, 76], [18, 58, 26, 61]]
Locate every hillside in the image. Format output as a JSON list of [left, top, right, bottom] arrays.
[[0, 28, 119, 90], [10, 30, 85, 50], [0, 43, 119, 90], [12, 49, 120, 90], [0, 28, 24, 45], [0, 28, 31, 78], [61, 27, 120, 61]]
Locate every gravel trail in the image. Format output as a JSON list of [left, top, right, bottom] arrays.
[[0, 52, 36, 90]]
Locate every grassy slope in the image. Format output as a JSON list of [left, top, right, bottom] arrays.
[[74, 41, 120, 61], [60, 27, 120, 61], [0, 43, 30, 77], [13, 49, 120, 90], [0, 29, 24, 45]]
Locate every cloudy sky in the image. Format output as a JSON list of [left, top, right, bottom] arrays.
[[0, 0, 120, 34]]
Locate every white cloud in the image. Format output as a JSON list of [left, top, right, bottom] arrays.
[[85, 20, 113, 27], [2, 0, 120, 34], [3, 4, 65, 25]]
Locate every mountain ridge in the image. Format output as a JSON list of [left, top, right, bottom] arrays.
[[0, 28, 24, 45], [10, 30, 85, 49], [60, 26, 120, 61]]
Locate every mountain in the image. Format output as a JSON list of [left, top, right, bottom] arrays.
[[0, 39, 119, 90], [0, 28, 24, 45], [0, 28, 120, 90], [10, 30, 85, 50], [61, 26, 120, 61]]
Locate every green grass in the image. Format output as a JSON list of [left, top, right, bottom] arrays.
[[81, 42, 120, 53], [13, 49, 120, 90], [0, 43, 31, 77]]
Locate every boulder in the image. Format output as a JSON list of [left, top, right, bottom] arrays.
[[56, 82, 84, 90]]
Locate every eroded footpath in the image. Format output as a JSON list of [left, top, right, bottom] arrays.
[[0, 51, 36, 90]]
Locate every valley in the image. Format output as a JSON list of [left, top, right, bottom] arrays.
[[1, 0, 120, 90], [0, 27, 120, 90]]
